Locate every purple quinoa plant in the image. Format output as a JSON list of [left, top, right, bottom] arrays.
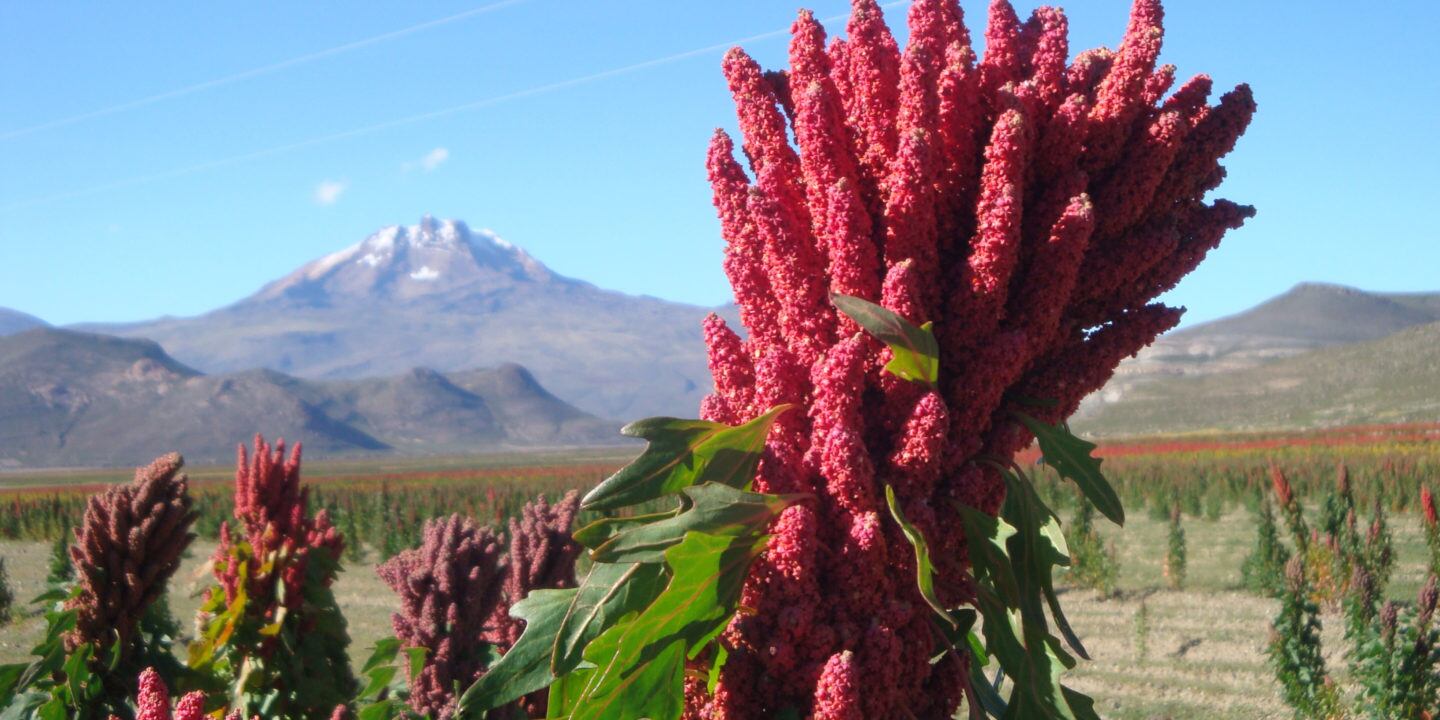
[[67, 453, 196, 689], [377, 514, 506, 720]]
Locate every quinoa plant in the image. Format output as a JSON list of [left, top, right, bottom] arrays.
[[464, 0, 1254, 715], [1066, 497, 1118, 596], [1267, 557, 1340, 719], [1423, 486, 1440, 577], [1132, 599, 1150, 662], [0, 557, 13, 624], [1202, 488, 1223, 522], [121, 667, 245, 720], [1265, 472, 1439, 719], [1362, 497, 1395, 592], [47, 518, 73, 586], [1241, 494, 1290, 597], [1349, 579, 1440, 718], [1163, 503, 1186, 590], [344, 511, 365, 563], [0, 453, 197, 718], [378, 514, 507, 720], [189, 436, 355, 719]]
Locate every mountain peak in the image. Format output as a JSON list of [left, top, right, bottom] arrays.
[[253, 217, 557, 305]]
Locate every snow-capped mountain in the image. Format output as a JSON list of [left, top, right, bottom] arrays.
[[77, 217, 738, 420], [255, 216, 557, 304]]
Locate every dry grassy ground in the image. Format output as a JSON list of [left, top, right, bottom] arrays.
[[0, 506, 1432, 718]]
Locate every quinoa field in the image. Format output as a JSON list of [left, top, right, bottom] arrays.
[[1, 424, 1435, 718]]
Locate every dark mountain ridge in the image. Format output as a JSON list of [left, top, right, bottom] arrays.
[[0, 327, 619, 469]]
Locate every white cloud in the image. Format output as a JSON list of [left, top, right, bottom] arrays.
[[313, 179, 348, 205], [421, 147, 449, 171], [409, 265, 440, 281], [403, 147, 450, 174]]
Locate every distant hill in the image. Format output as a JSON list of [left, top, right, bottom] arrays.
[[1094, 283, 1440, 406], [1077, 320, 1440, 437], [0, 328, 619, 468], [0, 307, 47, 336], [76, 216, 739, 420]]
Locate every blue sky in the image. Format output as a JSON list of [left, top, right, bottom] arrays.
[[1, 0, 1436, 327]]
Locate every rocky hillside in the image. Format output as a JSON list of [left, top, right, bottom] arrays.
[[1076, 320, 1440, 436], [0, 327, 619, 468], [1089, 283, 1440, 410]]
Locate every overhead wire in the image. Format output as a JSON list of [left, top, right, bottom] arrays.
[[0, 0, 536, 142], [0, 1, 912, 214]]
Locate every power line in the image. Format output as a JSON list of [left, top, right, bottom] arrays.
[[0, 2, 911, 214], [0, 0, 534, 142]]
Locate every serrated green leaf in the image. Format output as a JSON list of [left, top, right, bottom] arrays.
[[567, 532, 768, 720], [1039, 560, 1087, 662], [13, 642, 63, 698], [968, 658, 1008, 718], [40, 610, 76, 647], [591, 483, 800, 564], [582, 405, 791, 511], [885, 485, 956, 629], [999, 638, 1073, 720], [547, 666, 593, 718], [362, 637, 401, 674], [706, 643, 729, 694], [930, 609, 978, 664], [573, 509, 679, 550], [957, 467, 1096, 719], [573, 633, 687, 720], [1061, 686, 1101, 720], [455, 588, 578, 715], [0, 663, 25, 700], [1015, 412, 1123, 526], [405, 646, 427, 685], [357, 699, 400, 720], [28, 588, 68, 606], [957, 504, 1020, 606], [551, 561, 668, 676], [37, 697, 65, 720], [61, 643, 91, 707], [831, 293, 939, 385], [999, 469, 1089, 661], [359, 665, 398, 701], [104, 631, 123, 673]]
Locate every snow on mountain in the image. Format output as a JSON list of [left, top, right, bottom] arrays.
[[257, 215, 556, 304]]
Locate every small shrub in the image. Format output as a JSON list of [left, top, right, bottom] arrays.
[[1241, 495, 1290, 596], [190, 436, 355, 719], [1267, 557, 1340, 719], [47, 521, 73, 586], [1350, 580, 1440, 718], [1164, 504, 1186, 591], [1066, 498, 1118, 596], [1133, 600, 1150, 662], [1423, 486, 1440, 577], [343, 511, 365, 563], [0, 557, 14, 624], [1203, 489, 1224, 522]]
